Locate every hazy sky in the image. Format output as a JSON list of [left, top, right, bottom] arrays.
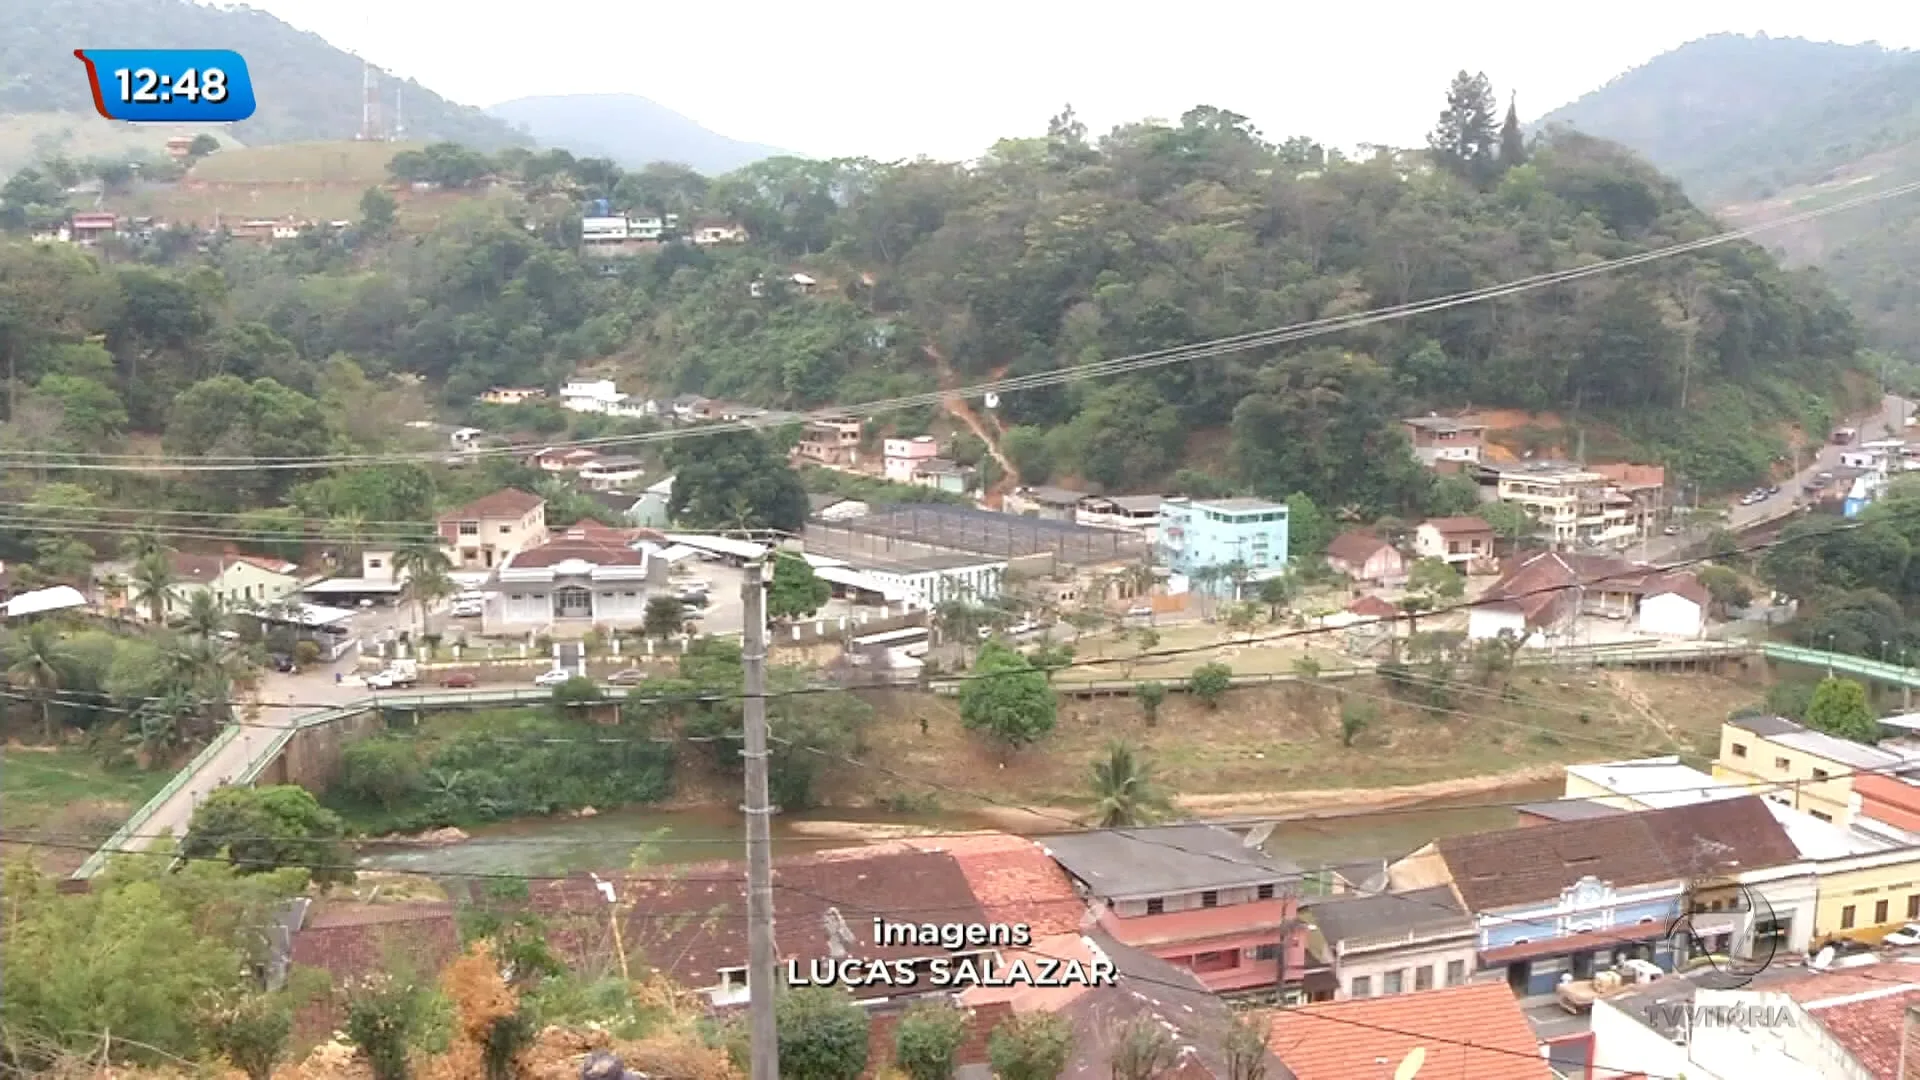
[[240, 0, 1914, 160]]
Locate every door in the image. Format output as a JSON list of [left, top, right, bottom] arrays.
[[553, 586, 592, 619], [1506, 961, 1531, 993], [1571, 951, 1594, 980]]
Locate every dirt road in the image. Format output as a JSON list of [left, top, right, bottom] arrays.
[[925, 345, 1017, 504]]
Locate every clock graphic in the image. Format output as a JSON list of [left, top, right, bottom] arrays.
[[74, 49, 257, 123]]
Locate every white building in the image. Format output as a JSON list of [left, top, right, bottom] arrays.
[[1637, 577, 1707, 638], [560, 379, 629, 414], [1591, 977, 1920, 1080], [487, 523, 652, 632], [1075, 495, 1163, 542], [578, 456, 646, 490], [882, 436, 940, 483], [853, 552, 1007, 608]]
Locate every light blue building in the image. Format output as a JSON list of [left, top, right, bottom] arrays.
[[1156, 496, 1289, 596], [1394, 797, 1798, 996]]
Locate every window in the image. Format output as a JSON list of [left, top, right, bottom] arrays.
[[1252, 944, 1279, 961], [1257, 883, 1275, 900], [1383, 970, 1404, 995], [1774, 757, 1791, 770], [509, 594, 524, 601], [459, 522, 479, 536], [1446, 960, 1466, 986], [1145, 899, 1164, 916], [1732, 743, 1748, 758], [1811, 810, 1833, 823], [1841, 905, 1857, 930], [1350, 976, 1372, 998], [1909, 894, 1919, 920], [1201, 891, 1219, 909], [1415, 966, 1433, 991], [499, 524, 512, 534], [368, 558, 383, 569], [623, 591, 638, 598], [1876, 900, 1890, 924]]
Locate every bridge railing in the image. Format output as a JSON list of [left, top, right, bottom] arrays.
[[70, 721, 243, 879]]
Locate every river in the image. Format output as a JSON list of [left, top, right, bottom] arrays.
[[359, 779, 1563, 879]]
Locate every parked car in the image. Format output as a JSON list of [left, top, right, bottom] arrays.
[[606, 668, 649, 685], [1662, 524, 1681, 536], [450, 602, 483, 619], [438, 671, 478, 688], [268, 653, 295, 673], [533, 668, 572, 687], [1882, 922, 1920, 947]]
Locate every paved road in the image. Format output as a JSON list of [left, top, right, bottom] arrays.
[[130, 605, 413, 848]]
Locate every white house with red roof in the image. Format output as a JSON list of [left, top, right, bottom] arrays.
[[486, 522, 654, 631]]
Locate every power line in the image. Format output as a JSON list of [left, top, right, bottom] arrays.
[[9, 176, 1918, 474]]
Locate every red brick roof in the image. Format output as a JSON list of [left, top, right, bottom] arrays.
[[1096, 897, 1294, 950], [1481, 551, 1667, 626], [1423, 515, 1494, 536], [438, 487, 544, 522], [228, 553, 299, 575], [287, 902, 462, 1040], [1774, 974, 1920, 1080], [1326, 530, 1393, 566], [1644, 571, 1708, 606], [1592, 462, 1666, 490], [1348, 594, 1400, 619], [899, 833, 1086, 936], [1435, 796, 1799, 912], [166, 550, 227, 583], [527, 846, 995, 999], [505, 523, 647, 569], [1266, 982, 1551, 1080]]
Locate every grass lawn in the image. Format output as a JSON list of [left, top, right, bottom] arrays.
[[1, 746, 170, 833]]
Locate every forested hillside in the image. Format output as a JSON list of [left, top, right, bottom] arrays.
[[0, 84, 1870, 564], [1539, 34, 1920, 359], [0, 0, 524, 150]]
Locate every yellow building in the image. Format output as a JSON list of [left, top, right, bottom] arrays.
[[1713, 715, 1903, 827], [1812, 855, 1920, 944]]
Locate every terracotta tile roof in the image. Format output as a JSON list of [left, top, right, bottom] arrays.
[[900, 833, 1087, 936], [166, 550, 227, 582], [1348, 594, 1400, 619], [287, 903, 460, 1039], [1773, 975, 1920, 1080], [1059, 932, 1288, 1080], [228, 553, 299, 575], [438, 487, 544, 522], [1592, 463, 1666, 490], [527, 847, 994, 999], [505, 523, 647, 569], [1266, 981, 1552, 1080], [1423, 515, 1494, 536], [1644, 571, 1708, 606], [1435, 796, 1799, 912], [1481, 551, 1668, 626], [1326, 530, 1393, 565]]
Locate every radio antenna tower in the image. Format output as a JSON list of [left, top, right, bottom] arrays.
[[359, 60, 384, 141], [392, 84, 406, 141]]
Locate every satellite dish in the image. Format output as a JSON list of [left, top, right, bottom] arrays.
[[1811, 945, 1836, 971], [1243, 823, 1276, 849], [1393, 1047, 1426, 1080], [984, 392, 1001, 410]]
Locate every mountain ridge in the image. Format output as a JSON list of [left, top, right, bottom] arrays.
[[488, 93, 789, 175]]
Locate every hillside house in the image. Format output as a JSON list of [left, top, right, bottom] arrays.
[[560, 379, 627, 414], [1414, 516, 1497, 572], [1386, 797, 1800, 996], [690, 220, 749, 245], [1041, 824, 1311, 997], [883, 435, 940, 483], [436, 489, 549, 570], [909, 457, 969, 494], [533, 447, 602, 472], [1157, 497, 1290, 596], [576, 456, 645, 490], [1466, 551, 1707, 643], [479, 387, 545, 405], [1324, 531, 1406, 585], [1401, 415, 1487, 466], [793, 416, 863, 467], [70, 212, 119, 245]]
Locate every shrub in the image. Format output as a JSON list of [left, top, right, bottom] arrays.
[[893, 1001, 970, 1080]]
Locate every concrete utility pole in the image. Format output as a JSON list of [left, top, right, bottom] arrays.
[[741, 559, 779, 1080]]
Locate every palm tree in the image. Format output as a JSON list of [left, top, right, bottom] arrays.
[[324, 511, 368, 571], [393, 534, 455, 635], [1087, 741, 1172, 828], [410, 566, 455, 638], [181, 590, 228, 640], [119, 525, 169, 563], [6, 623, 67, 742], [164, 633, 246, 738], [127, 687, 197, 764], [128, 552, 177, 625]]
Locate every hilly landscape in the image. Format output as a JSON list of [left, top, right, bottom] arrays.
[[0, 0, 526, 172], [489, 94, 788, 175], [1539, 34, 1920, 359]]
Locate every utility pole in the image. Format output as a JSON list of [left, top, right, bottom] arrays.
[[741, 559, 779, 1080]]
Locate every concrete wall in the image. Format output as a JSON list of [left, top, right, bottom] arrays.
[[256, 706, 384, 791]]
